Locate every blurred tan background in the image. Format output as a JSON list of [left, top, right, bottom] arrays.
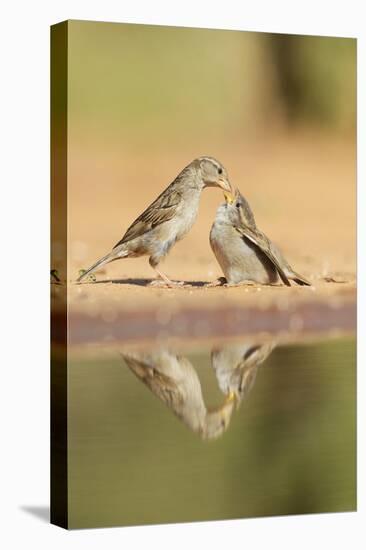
[[66, 20, 356, 308]]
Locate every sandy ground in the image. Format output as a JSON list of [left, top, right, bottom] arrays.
[[55, 131, 356, 322]]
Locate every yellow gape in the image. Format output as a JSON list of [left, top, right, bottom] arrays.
[[224, 191, 234, 204]]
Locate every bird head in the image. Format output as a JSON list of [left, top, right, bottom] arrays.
[[212, 341, 276, 406], [217, 187, 257, 228], [197, 156, 234, 198]]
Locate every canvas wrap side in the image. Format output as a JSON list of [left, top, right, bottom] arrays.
[[50, 20, 68, 530]]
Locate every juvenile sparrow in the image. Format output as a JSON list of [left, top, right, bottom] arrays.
[[77, 157, 233, 286], [210, 189, 311, 286], [121, 349, 235, 440]]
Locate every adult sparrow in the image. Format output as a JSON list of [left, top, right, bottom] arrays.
[[77, 157, 233, 286]]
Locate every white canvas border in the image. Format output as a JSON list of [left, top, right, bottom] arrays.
[[0, 1, 363, 548]]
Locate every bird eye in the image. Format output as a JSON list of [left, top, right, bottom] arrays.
[[218, 167, 223, 175], [236, 202, 241, 208]]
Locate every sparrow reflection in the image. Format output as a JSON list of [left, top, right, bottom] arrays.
[[211, 342, 276, 406], [121, 341, 275, 441]]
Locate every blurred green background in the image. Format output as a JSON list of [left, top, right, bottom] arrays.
[[68, 337, 356, 528], [67, 21, 356, 149]]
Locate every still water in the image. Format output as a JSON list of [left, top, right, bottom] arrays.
[[68, 336, 356, 529]]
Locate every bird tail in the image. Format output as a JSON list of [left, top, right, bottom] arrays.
[[288, 269, 312, 286], [77, 250, 121, 282]]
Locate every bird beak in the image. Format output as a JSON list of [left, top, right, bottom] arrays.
[[209, 390, 236, 416], [218, 393, 236, 424], [219, 177, 235, 203], [217, 391, 237, 419], [224, 191, 234, 204], [224, 390, 237, 405]]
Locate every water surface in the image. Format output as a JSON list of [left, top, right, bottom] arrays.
[[68, 336, 356, 528]]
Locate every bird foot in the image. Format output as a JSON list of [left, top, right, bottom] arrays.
[[206, 277, 227, 288], [225, 280, 257, 288], [207, 278, 257, 288], [149, 279, 187, 289]]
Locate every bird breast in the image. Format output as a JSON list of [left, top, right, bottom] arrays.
[[210, 221, 279, 285], [173, 188, 201, 241]]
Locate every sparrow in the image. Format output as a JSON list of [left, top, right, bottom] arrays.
[[77, 157, 233, 286], [209, 188, 311, 286], [121, 349, 236, 440]]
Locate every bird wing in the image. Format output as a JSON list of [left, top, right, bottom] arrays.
[[239, 194, 257, 228], [113, 186, 182, 248], [234, 225, 291, 286], [121, 354, 185, 409]]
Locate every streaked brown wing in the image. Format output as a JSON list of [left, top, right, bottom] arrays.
[[238, 194, 257, 228], [235, 225, 291, 286], [114, 186, 182, 248], [122, 355, 185, 408]]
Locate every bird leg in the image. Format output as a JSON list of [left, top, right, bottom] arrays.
[[154, 267, 176, 287], [148, 257, 186, 288], [150, 266, 185, 288]]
